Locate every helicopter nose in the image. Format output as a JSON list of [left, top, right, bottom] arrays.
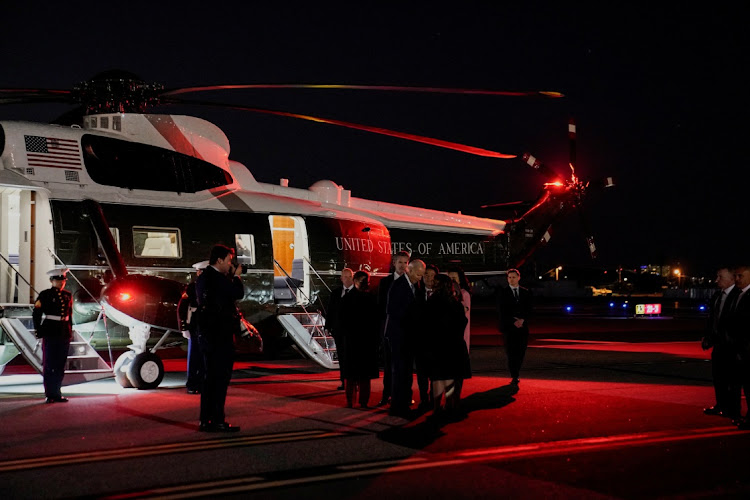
[[101, 274, 184, 331]]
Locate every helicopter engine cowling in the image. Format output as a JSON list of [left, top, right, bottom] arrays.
[[100, 274, 185, 332]]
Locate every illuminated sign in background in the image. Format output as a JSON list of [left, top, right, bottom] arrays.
[[635, 303, 662, 315]]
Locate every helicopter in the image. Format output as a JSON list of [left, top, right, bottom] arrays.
[[0, 71, 612, 388]]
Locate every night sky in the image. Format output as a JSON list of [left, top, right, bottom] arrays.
[[1, 3, 745, 277]]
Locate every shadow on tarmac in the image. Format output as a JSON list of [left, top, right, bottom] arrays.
[[376, 383, 518, 449]]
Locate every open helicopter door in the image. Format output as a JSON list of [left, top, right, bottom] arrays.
[[0, 177, 51, 373], [0, 181, 110, 381], [269, 215, 311, 305], [268, 215, 337, 369]]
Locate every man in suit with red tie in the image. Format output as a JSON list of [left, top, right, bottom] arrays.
[[701, 267, 741, 419], [497, 268, 532, 387], [729, 266, 750, 429]]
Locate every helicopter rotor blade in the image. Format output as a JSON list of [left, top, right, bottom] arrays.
[[162, 84, 564, 99], [521, 152, 561, 181], [0, 88, 73, 105], [165, 97, 517, 159], [568, 118, 577, 174]]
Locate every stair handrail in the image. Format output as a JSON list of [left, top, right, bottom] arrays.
[[274, 259, 330, 349], [47, 248, 114, 368], [0, 251, 40, 298]]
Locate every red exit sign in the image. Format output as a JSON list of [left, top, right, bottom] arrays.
[[635, 303, 662, 315]]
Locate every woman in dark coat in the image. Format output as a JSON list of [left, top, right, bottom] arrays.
[[425, 274, 471, 413], [340, 271, 380, 408]]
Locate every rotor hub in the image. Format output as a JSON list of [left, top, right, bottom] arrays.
[[72, 71, 164, 114]]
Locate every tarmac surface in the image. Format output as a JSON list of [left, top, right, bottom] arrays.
[[2, 314, 749, 499]]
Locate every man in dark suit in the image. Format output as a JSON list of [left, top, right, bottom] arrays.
[[196, 244, 244, 432], [701, 267, 740, 418], [32, 268, 74, 403], [497, 268, 532, 386], [326, 268, 355, 390], [728, 265, 750, 429], [376, 251, 410, 406], [385, 258, 425, 417]]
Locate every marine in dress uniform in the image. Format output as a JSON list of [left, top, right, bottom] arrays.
[[32, 269, 74, 403], [177, 260, 209, 394]]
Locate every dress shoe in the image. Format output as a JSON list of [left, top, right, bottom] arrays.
[[703, 406, 723, 415], [375, 398, 390, 407], [45, 397, 69, 404], [337, 384, 345, 391], [511, 378, 520, 386], [187, 389, 200, 395], [198, 422, 212, 432], [736, 418, 750, 431], [212, 422, 241, 433]]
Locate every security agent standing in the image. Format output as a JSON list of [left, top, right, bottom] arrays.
[[728, 266, 750, 430], [177, 260, 209, 395], [701, 267, 740, 418], [196, 245, 244, 432], [32, 269, 73, 403], [497, 268, 532, 386]]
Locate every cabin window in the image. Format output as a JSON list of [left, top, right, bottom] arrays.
[[235, 233, 256, 266], [112, 116, 121, 131], [132, 227, 181, 258], [81, 134, 232, 193], [100, 117, 109, 129]]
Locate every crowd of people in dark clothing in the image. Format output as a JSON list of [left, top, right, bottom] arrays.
[[326, 251, 474, 418]]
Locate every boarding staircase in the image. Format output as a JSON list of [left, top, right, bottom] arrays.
[[0, 304, 112, 383], [277, 312, 338, 370]]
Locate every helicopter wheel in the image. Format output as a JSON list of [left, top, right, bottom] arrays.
[[127, 352, 165, 390], [113, 351, 136, 388]]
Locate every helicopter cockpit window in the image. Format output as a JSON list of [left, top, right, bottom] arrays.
[[81, 135, 231, 193], [133, 227, 181, 259], [235, 233, 256, 266]]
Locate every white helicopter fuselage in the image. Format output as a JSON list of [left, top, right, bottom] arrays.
[[1, 114, 510, 340]]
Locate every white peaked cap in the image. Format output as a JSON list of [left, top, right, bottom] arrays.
[[47, 268, 69, 279]]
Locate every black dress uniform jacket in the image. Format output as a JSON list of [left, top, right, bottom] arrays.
[[33, 287, 73, 340]]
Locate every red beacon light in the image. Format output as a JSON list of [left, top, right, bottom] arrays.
[[118, 291, 134, 302]]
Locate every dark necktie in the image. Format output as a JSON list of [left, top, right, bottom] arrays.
[[513, 288, 519, 301]]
